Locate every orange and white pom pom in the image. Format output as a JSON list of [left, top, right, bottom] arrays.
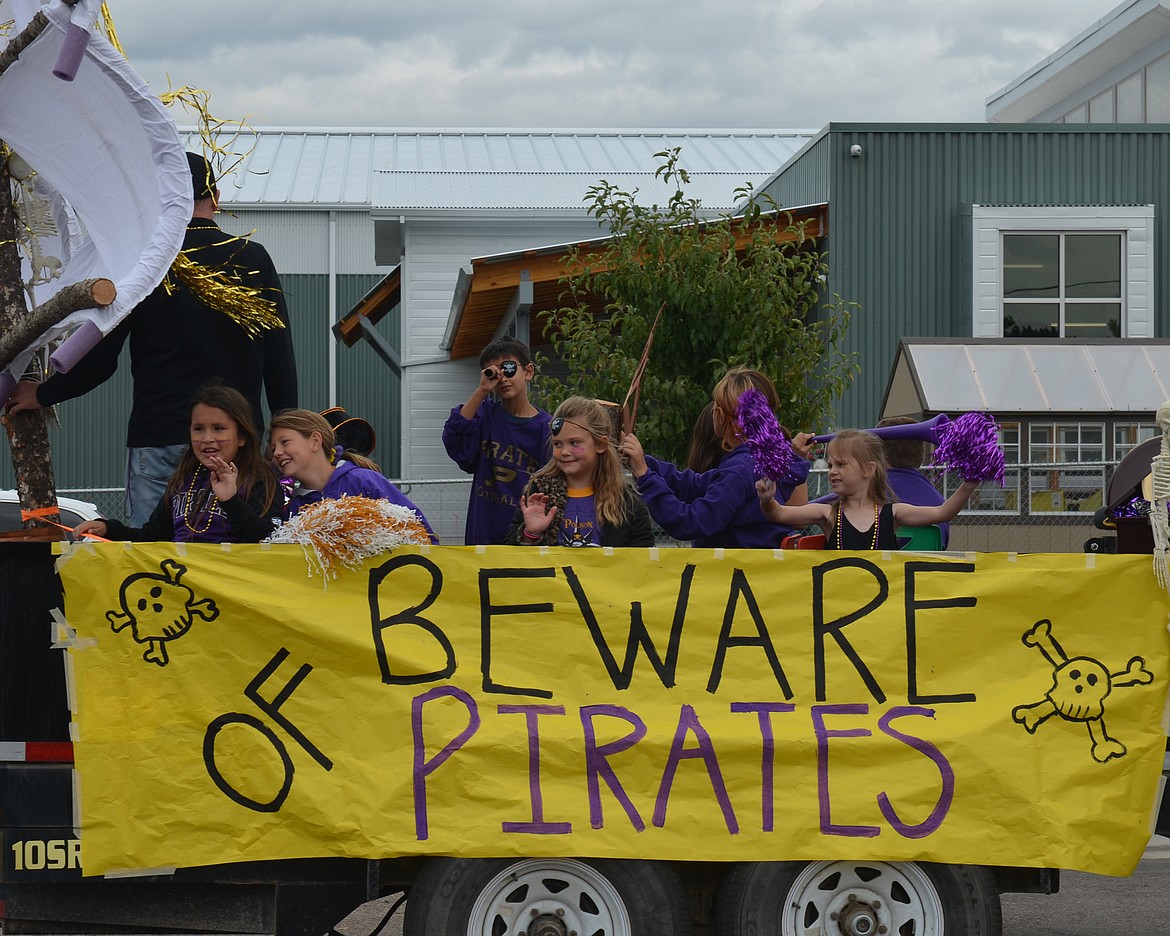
[[266, 495, 431, 579]]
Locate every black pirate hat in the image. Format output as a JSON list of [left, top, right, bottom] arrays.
[[321, 407, 376, 457]]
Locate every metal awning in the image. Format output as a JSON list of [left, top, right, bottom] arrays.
[[442, 204, 830, 360], [333, 265, 402, 374], [881, 338, 1170, 418]]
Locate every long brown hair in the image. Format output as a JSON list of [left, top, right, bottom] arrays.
[[268, 409, 382, 472], [686, 401, 723, 472], [166, 385, 277, 512], [528, 396, 631, 527]]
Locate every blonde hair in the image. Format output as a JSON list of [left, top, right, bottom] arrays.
[[827, 429, 894, 504], [710, 367, 781, 452], [269, 409, 382, 473], [529, 396, 631, 527]]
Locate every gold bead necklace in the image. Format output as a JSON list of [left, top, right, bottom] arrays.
[[836, 502, 882, 549], [182, 468, 219, 534]]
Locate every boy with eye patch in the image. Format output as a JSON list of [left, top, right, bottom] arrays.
[[443, 336, 552, 544]]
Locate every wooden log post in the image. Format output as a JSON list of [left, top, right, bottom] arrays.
[[0, 277, 116, 373], [0, 153, 61, 530]]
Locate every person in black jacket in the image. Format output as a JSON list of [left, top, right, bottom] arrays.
[[74, 385, 280, 543], [506, 396, 653, 547], [6, 152, 297, 525]]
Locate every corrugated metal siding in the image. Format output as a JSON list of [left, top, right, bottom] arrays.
[[335, 212, 379, 274], [334, 275, 401, 476], [757, 134, 833, 208], [279, 274, 331, 408], [217, 210, 331, 275], [760, 124, 1170, 428]]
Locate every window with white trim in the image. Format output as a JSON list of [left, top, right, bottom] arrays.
[[1027, 422, 1105, 515], [969, 205, 1155, 339], [1002, 233, 1122, 338], [1114, 422, 1158, 460]]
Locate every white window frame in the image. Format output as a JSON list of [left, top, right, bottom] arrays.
[[970, 205, 1155, 339]]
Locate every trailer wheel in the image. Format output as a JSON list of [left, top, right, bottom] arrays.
[[714, 859, 1001, 936], [402, 856, 691, 935]]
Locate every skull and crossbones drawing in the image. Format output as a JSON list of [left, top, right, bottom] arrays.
[[106, 559, 218, 666], [1012, 618, 1152, 763]]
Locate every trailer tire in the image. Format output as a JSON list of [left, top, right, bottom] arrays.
[[402, 856, 691, 935], [714, 859, 1001, 936]]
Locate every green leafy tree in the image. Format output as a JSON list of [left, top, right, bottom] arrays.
[[538, 147, 858, 464]]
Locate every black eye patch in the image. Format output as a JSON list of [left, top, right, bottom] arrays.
[[485, 360, 520, 379]]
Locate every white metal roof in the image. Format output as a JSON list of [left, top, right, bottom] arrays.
[[882, 339, 1170, 416], [985, 0, 1170, 122], [180, 129, 814, 209], [372, 170, 769, 214]]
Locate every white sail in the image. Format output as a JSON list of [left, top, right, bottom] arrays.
[[0, 0, 191, 393]]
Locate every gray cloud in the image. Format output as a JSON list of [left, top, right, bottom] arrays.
[[104, 0, 1113, 128]]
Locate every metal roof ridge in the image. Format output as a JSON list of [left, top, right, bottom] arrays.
[[176, 125, 818, 136], [371, 168, 770, 174]]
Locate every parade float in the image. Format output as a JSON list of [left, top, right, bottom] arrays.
[[1, 4, 1168, 936]]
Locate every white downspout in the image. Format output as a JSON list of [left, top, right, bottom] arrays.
[[328, 209, 338, 407]]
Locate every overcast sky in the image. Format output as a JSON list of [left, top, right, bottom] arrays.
[[106, 0, 1116, 130]]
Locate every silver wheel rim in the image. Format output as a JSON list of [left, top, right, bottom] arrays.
[[467, 858, 632, 936], [783, 860, 945, 936]]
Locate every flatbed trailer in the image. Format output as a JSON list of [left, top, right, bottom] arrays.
[[4, 538, 1167, 936]]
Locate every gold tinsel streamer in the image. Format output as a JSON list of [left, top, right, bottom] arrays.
[[98, 3, 124, 57], [165, 251, 285, 338], [265, 496, 433, 580], [157, 84, 254, 188]]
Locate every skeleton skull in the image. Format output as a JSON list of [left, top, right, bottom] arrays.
[[106, 559, 218, 665], [1046, 657, 1111, 721]]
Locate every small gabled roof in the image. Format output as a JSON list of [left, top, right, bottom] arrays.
[[443, 204, 830, 360], [985, 0, 1170, 122], [882, 338, 1170, 419]]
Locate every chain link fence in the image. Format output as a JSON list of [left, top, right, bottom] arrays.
[[55, 457, 1142, 553]]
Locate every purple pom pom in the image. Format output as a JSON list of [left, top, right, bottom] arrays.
[[931, 411, 1005, 484], [737, 387, 794, 483]]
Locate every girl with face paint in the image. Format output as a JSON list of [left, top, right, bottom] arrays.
[[506, 397, 652, 548]]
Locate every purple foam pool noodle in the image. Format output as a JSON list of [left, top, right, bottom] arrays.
[[53, 23, 90, 82], [48, 320, 103, 373], [737, 387, 794, 483], [931, 411, 1005, 484]]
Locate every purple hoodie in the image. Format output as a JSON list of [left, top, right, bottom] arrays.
[[286, 460, 437, 542], [636, 444, 810, 549], [442, 399, 551, 545]]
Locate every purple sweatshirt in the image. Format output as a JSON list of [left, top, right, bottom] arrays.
[[286, 461, 437, 542], [442, 400, 552, 545], [636, 444, 811, 549]]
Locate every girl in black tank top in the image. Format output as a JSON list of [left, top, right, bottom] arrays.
[[754, 429, 981, 549]]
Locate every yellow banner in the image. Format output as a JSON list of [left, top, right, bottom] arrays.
[[54, 543, 1169, 877]]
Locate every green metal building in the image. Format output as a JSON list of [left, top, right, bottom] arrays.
[[755, 122, 1170, 430]]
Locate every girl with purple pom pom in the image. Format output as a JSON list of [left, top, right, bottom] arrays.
[[756, 429, 979, 549], [620, 367, 815, 548]]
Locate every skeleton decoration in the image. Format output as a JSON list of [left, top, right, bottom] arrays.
[[106, 558, 218, 666], [1152, 402, 1170, 590], [1012, 618, 1152, 763]]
